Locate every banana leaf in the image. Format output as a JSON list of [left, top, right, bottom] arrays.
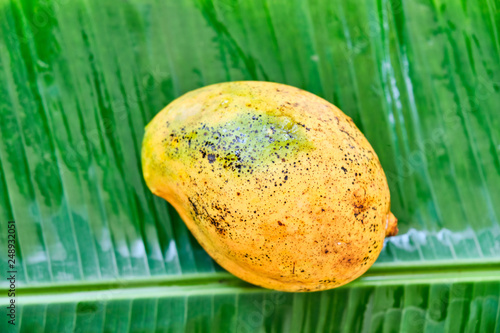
[[0, 0, 499, 331]]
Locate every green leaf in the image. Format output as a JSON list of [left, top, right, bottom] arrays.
[[0, 0, 499, 331]]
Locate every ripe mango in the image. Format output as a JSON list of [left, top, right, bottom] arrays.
[[142, 81, 397, 292]]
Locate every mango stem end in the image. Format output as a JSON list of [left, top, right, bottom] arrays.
[[385, 212, 398, 237]]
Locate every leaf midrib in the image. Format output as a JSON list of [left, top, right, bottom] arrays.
[[2, 258, 499, 303]]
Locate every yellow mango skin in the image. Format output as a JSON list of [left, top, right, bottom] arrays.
[[142, 81, 397, 292]]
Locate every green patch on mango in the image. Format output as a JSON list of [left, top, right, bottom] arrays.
[[165, 112, 314, 174]]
